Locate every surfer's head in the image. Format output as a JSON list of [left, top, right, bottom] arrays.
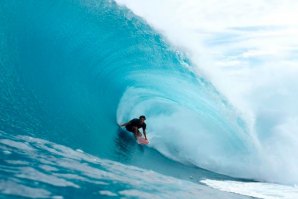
[[139, 115, 146, 123]]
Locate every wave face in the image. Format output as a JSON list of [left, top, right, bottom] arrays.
[[2, 131, 251, 199], [0, 0, 265, 192]]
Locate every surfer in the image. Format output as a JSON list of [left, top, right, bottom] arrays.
[[119, 115, 147, 140]]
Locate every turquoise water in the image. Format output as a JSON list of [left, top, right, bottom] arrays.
[[0, 0, 258, 198]]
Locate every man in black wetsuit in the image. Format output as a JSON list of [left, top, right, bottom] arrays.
[[119, 115, 147, 140]]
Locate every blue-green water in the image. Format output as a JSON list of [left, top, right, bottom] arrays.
[[1, 0, 258, 198]]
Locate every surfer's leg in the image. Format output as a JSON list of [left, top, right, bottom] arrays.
[[132, 127, 138, 138], [137, 130, 142, 137], [132, 127, 142, 137]]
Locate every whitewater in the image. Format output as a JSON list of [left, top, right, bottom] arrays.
[[116, 0, 298, 183], [1, 0, 298, 198]]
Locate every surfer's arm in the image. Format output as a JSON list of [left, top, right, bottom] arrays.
[[143, 129, 147, 140]]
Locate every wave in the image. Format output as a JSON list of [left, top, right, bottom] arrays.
[[115, 0, 298, 185], [1, 130, 248, 199], [0, 0, 287, 187]]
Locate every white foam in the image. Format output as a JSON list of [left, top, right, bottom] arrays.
[[75, 149, 84, 153], [99, 190, 118, 196], [201, 179, 298, 199], [1, 131, 246, 199], [0, 181, 51, 198], [115, 0, 298, 184]]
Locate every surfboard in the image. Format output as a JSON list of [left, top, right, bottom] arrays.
[[137, 137, 149, 145]]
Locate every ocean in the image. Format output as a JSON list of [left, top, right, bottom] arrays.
[[1, 0, 298, 198]]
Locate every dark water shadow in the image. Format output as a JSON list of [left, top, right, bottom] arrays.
[[114, 127, 145, 161]]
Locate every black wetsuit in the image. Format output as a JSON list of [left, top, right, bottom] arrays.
[[125, 118, 146, 132]]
